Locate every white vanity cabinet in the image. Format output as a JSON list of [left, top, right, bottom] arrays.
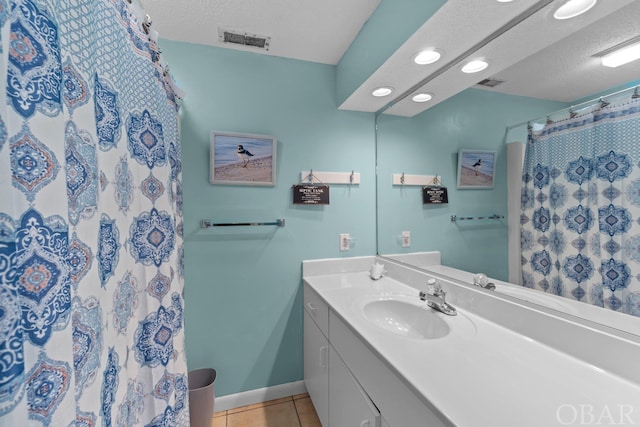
[[304, 283, 414, 427], [303, 279, 451, 427], [302, 257, 640, 427], [303, 286, 329, 427], [329, 311, 448, 427]]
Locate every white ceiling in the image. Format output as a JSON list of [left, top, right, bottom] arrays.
[[142, 0, 380, 65], [144, 0, 640, 117], [483, 1, 640, 102]]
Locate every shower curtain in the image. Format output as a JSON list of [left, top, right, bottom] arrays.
[[521, 94, 640, 317], [0, 0, 188, 425]]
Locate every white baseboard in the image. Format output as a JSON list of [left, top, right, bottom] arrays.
[[214, 380, 307, 412]]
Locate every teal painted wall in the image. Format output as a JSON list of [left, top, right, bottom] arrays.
[[376, 89, 567, 280], [336, 0, 446, 106], [161, 40, 376, 397]]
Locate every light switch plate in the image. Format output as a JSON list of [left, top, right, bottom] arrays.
[[402, 231, 411, 247], [340, 233, 350, 251]]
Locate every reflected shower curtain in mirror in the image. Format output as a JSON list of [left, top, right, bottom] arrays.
[[521, 96, 640, 317], [0, 0, 188, 425]]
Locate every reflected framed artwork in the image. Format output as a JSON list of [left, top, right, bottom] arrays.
[[456, 149, 496, 189], [210, 131, 277, 186]]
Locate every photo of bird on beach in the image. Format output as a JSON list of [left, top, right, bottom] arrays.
[[457, 150, 495, 188], [211, 131, 277, 186], [237, 144, 254, 168]]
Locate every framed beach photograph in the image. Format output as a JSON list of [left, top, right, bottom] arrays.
[[210, 131, 277, 186], [457, 149, 496, 189]]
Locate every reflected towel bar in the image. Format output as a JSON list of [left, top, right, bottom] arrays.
[[201, 219, 285, 228], [451, 214, 504, 222]]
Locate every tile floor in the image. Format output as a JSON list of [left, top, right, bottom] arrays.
[[212, 393, 322, 427]]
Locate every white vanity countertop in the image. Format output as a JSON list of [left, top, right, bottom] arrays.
[[304, 270, 640, 427]]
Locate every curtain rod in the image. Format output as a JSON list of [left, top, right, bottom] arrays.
[[505, 85, 640, 131]]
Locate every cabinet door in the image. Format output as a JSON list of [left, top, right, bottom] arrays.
[[329, 346, 381, 427], [304, 310, 329, 427], [304, 283, 329, 336]]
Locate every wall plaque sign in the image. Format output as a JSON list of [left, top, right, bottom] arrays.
[[423, 186, 448, 204], [293, 184, 330, 205]]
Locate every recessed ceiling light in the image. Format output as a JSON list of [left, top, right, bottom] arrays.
[[413, 49, 441, 65], [461, 59, 489, 73], [372, 87, 393, 97], [412, 93, 433, 103], [553, 0, 597, 20], [496, 0, 515, 2]]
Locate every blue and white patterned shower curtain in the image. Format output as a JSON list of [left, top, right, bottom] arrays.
[[521, 95, 640, 317], [0, 0, 189, 425]]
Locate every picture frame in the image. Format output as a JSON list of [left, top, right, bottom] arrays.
[[456, 149, 496, 189], [210, 131, 277, 186]]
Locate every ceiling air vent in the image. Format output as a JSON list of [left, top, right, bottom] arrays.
[[218, 28, 270, 51], [476, 78, 505, 88]]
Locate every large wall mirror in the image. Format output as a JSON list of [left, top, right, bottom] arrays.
[[374, 0, 640, 336]]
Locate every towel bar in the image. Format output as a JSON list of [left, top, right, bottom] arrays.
[[201, 219, 285, 228], [450, 214, 504, 222]]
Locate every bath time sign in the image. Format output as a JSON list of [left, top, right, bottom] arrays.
[[292, 184, 330, 205]]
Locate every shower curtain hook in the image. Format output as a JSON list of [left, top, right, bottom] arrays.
[[599, 97, 610, 108], [569, 107, 577, 119], [632, 87, 640, 99], [142, 15, 152, 34]]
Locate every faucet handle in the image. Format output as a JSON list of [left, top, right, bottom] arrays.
[[473, 273, 488, 287], [426, 278, 442, 295]]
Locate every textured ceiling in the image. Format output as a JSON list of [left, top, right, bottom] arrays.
[[142, 0, 380, 65], [485, 1, 640, 102], [143, 0, 640, 116]]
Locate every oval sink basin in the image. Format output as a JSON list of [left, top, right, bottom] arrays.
[[363, 297, 450, 339]]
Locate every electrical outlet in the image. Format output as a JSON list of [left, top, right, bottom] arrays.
[[402, 231, 411, 247], [340, 233, 350, 251]]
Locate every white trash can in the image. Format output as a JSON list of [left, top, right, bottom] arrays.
[[188, 368, 216, 427]]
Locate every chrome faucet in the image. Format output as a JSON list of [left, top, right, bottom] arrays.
[[419, 278, 457, 316], [473, 273, 496, 290]]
